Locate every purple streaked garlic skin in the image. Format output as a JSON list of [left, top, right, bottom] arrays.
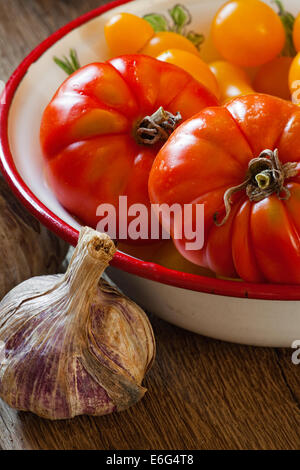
[[0, 227, 155, 420]]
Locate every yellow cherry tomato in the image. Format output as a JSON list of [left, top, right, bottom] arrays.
[[156, 49, 220, 98], [289, 52, 300, 103], [253, 56, 293, 100], [211, 0, 285, 67], [105, 13, 154, 56], [293, 13, 300, 52], [140, 31, 199, 57], [209, 60, 253, 103]]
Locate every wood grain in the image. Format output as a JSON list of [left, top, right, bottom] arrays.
[[0, 0, 300, 450]]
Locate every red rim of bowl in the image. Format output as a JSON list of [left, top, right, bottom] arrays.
[[0, 0, 299, 301]]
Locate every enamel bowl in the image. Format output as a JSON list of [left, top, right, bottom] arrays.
[[1, 0, 300, 347]]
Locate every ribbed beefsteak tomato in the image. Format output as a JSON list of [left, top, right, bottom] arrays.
[[40, 55, 217, 241], [149, 94, 300, 283]]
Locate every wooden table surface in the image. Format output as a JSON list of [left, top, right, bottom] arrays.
[[0, 0, 300, 451]]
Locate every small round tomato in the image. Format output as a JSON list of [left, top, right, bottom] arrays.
[[212, 0, 285, 67], [40, 55, 218, 241], [140, 31, 199, 57], [149, 94, 300, 283], [253, 56, 293, 100], [289, 52, 300, 101], [157, 49, 220, 98], [209, 60, 253, 103], [293, 13, 300, 52], [104, 13, 154, 56]]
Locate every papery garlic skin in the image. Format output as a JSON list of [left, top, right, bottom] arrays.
[[0, 228, 155, 420]]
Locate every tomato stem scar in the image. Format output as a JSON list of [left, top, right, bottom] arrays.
[[135, 106, 181, 145], [214, 148, 298, 227]]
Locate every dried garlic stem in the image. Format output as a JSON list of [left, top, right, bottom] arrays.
[[0, 227, 155, 420], [65, 227, 116, 295]]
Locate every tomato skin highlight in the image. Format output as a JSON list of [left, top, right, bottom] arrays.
[[40, 55, 218, 240], [149, 94, 300, 283], [211, 0, 285, 67]]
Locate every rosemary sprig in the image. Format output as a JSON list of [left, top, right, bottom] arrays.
[[53, 49, 81, 75]]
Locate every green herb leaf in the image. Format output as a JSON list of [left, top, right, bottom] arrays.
[[169, 4, 191, 33], [53, 49, 81, 75], [143, 13, 169, 32], [186, 31, 205, 50], [53, 57, 73, 75], [273, 0, 296, 57], [70, 49, 81, 71]]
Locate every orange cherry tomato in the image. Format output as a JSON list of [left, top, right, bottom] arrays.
[[40, 55, 218, 241], [104, 12, 154, 56], [289, 52, 300, 102], [157, 49, 220, 98], [149, 94, 300, 283], [253, 56, 293, 100], [293, 13, 300, 52], [209, 61, 253, 103], [140, 31, 199, 57], [212, 0, 285, 67]]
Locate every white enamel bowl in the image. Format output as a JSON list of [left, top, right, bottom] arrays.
[[1, 0, 300, 347]]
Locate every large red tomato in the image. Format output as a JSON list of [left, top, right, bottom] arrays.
[[149, 94, 300, 283], [40, 55, 217, 241]]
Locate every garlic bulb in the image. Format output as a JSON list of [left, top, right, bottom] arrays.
[[0, 176, 68, 299], [0, 227, 155, 420]]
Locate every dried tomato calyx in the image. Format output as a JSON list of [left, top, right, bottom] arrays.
[[135, 106, 182, 145], [214, 149, 298, 227]]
